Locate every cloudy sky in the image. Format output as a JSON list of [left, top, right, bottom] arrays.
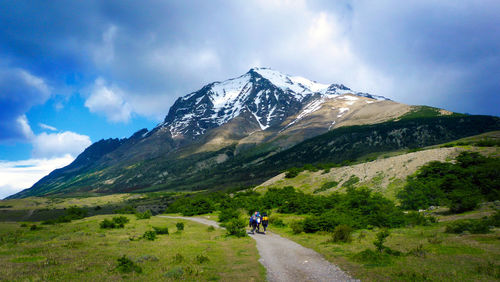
[[0, 0, 499, 198]]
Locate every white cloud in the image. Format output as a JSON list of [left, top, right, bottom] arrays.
[[39, 123, 57, 131], [85, 78, 132, 123], [32, 131, 92, 159], [16, 115, 35, 140], [0, 67, 51, 142], [0, 155, 75, 199]]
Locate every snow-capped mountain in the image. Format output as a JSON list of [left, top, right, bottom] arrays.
[[14, 66, 487, 199], [158, 67, 389, 139]]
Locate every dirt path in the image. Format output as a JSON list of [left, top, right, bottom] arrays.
[[159, 216, 357, 282]]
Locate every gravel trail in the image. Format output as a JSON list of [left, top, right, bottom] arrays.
[[159, 216, 357, 282]]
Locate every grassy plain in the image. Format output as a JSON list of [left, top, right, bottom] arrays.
[[267, 208, 500, 281], [0, 215, 265, 281]]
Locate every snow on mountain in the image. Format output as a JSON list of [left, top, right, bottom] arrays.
[[158, 67, 389, 139]]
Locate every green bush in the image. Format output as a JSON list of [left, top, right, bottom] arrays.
[[448, 188, 482, 213], [285, 167, 302, 178], [488, 211, 500, 227], [374, 229, 390, 252], [176, 222, 184, 231], [331, 225, 353, 243], [342, 175, 359, 188], [398, 152, 500, 212], [66, 206, 88, 219], [353, 249, 392, 266], [405, 211, 436, 226], [42, 206, 88, 225], [100, 216, 130, 229], [113, 216, 130, 226], [116, 255, 142, 274], [207, 226, 216, 232], [314, 181, 339, 194], [290, 220, 304, 234], [269, 217, 286, 227], [218, 208, 240, 223], [100, 219, 116, 229], [195, 254, 210, 264], [445, 219, 491, 234], [225, 218, 247, 237], [143, 230, 157, 241], [164, 266, 183, 279], [153, 226, 169, 235], [114, 205, 136, 214], [135, 210, 152, 220], [30, 224, 40, 231]]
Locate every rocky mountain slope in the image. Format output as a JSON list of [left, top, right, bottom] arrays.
[[8, 68, 500, 198]]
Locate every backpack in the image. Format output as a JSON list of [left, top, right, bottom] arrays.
[[262, 216, 269, 221]]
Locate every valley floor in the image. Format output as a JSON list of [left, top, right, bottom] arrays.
[[266, 206, 500, 281], [0, 215, 265, 281]]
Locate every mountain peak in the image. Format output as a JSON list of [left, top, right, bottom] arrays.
[[159, 68, 389, 139]]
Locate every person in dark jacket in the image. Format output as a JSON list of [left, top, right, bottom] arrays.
[[249, 211, 259, 234]]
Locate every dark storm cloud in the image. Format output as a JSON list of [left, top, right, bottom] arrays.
[[348, 0, 500, 115], [0, 0, 498, 137]]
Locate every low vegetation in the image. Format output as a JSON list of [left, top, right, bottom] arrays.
[[397, 152, 500, 212], [0, 215, 265, 280]]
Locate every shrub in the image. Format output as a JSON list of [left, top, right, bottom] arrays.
[[445, 219, 491, 234], [218, 208, 240, 223], [195, 254, 210, 264], [398, 152, 500, 212], [100, 219, 116, 229], [66, 206, 88, 220], [269, 217, 286, 227], [448, 188, 482, 213], [114, 205, 136, 214], [374, 229, 390, 252], [100, 216, 129, 229], [172, 253, 184, 264], [164, 266, 184, 279], [405, 211, 435, 226], [30, 224, 40, 231], [290, 220, 304, 234], [178, 197, 215, 216], [488, 211, 500, 227], [207, 226, 216, 232], [135, 210, 152, 220], [408, 244, 427, 258], [331, 225, 353, 243], [285, 167, 302, 178], [225, 218, 247, 237], [20, 223, 28, 227], [153, 226, 169, 235], [113, 216, 130, 226], [116, 255, 142, 274], [176, 222, 184, 231], [353, 249, 391, 266], [342, 175, 360, 188], [314, 181, 339, 194], [143, 231, 157, 241]]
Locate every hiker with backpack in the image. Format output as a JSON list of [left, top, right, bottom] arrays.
[[260, 212, 269, 234], [249, 211, 259, 234]]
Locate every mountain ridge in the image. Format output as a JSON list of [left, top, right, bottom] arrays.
[[10, 68, 499, 199]]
